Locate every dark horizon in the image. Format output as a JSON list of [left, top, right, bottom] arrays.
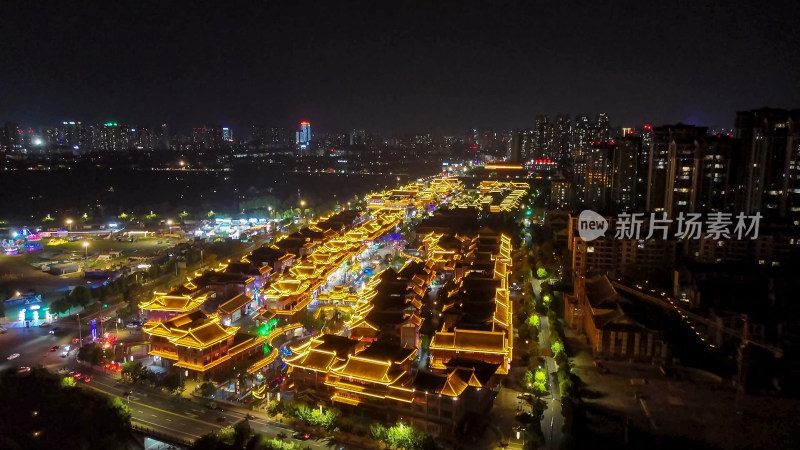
[[2, 1, 799, 134]]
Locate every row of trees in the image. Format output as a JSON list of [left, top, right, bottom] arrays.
[[117, 360, 186, 394], [513, 248, 549, 449], [262, 400, 438, 449], [49, 272, 139, 316], [0, 368, 132, 449], [370, 422, 437, 450], [191, 420, 303, 450]]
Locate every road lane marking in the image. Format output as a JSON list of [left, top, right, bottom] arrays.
[[132, 418, 203, 439], [83, 384, 225, 428]]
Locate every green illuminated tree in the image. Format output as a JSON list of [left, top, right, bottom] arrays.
[[370, 423, 388, 441], [61, 376, 77, 388]]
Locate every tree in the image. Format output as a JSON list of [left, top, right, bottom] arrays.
[[527, 315, 540, 329], [199, 381, 216, 397], [547, 309, 557, 326], [386, 422, 417, 449], [61, 376, 77, 388], [162, 372, 184, 394], [292, 404, 339, 431], [234, 419, 252, 448], [50, 297, 70, 315], [298, 312, 324, 334], [370, 423, 388, 442], [551, 341, 565, 357], [69, 286, 92, 307], [122, 362, 149, 383], [266, 400, 284, 416], [555, 351, 569, 369], [532, 369, 547, 395], [0, 368, 131, 449], [78, 343, 105, 365], [522, 369, 535, 388], [559, 377, 575, 399]]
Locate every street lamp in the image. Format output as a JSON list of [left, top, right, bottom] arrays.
[[77, 313, 82, 347], [66, 219, 73, 232], [83, 241, 89, 260]]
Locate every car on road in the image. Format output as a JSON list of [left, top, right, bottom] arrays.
[[17, 367, 31, 373], [72, 372, 82, 378], [81, 376, 91, 382], [7, 353, 20, 360], [517, 393, 533, 401], [72, 338, 81, 344], [292, 432, 311, 441], [50, 346, 59, 352], [126, 323, 138, 329], [39, 322, 51, 327], [49, 327, 60, 334]]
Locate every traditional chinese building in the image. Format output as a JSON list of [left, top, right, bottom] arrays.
[[286, 335, 500, 436], [428, 232, 513, 374], [218, 293, 256, 325], [262, 211, 405, 318], [564, 274, 668, 362], [348, 261, 433, 348], [139, 281, 214, 323], [143, 309, 267, 380]]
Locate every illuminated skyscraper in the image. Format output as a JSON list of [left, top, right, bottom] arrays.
[[222, 127, 232, 142], [610, 136, 640, 213], [296, 121, 311, 148], [735, 108, 800, 221], [584, 142, 613, 210]]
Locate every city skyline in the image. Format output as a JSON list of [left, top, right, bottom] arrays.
[[3, 3, 800, 449], [2, 1, 799, 132]]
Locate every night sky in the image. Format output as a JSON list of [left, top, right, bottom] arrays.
[[2, 1, 799, 133]]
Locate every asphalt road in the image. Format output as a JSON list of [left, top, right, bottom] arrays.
[[85, 371, 334, 448], [0, 318, 80, 372], [0, 321, 333, 449], [538, 315, 564, 449]]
